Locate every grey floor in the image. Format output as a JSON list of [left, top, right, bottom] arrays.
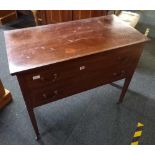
[[0, 15, 155, 145]]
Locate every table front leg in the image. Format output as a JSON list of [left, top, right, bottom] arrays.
[[27, 107, 40, 140], [17, 75, 40, 140]]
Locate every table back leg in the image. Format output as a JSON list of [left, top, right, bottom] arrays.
[[118, 75, 133, 104]]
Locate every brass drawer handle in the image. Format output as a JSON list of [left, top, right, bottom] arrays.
[[52, 73, 57, 82], [38, 73, 57, 82], [113, 70, 125, 77], [121, 70, 125, 74], [32, 75, 41, 80], [80, 66, 86, 71], [113, 72, 118, 76], [42, 93, 47, 98], [42, 90, 58, 99], [117, 57, 128, 63], [121, 70, 125, 76]]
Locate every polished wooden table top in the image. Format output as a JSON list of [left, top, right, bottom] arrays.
[[4, 15, 148, 75]]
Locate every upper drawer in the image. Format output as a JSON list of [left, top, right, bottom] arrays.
[[23, 45, 141, 89]]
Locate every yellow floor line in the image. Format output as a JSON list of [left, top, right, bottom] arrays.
[[131, 122, 144, 145]]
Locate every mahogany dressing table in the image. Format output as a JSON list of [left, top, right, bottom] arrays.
[[4, 15, 148, 139]]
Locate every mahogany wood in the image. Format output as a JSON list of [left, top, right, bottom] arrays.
[[45, 10, 72, 24], [37, 10, 108, 25], [72, 10, 108, 20], [0, 10, 17, 25], [0, 79, 5, 97]]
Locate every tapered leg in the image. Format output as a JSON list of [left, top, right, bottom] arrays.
[[17, 75, 40, 140], [118, 75, 133, 104], [27, 108, 40, 140]]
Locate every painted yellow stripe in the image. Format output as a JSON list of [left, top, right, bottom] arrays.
[[134, 130, 142, 137], [131, 141, 139, 145], [131, 122, 144, 145], [137, 122, 144, 127]]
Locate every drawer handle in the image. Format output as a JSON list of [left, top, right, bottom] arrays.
[[121, 70, 125, 74], [33, 75, 41, 80], [121, 70, 125, 76], [42, 90, 58, 99], [80, 66, 86, 71], [117, 57, 128, 63], [113, 70, 125, 77], [42, 93, 47, 98], [39, 73, 57, 82], [113, 72, 118, 76], [52, 73, 57, 82], [54, 90, 58, 95]]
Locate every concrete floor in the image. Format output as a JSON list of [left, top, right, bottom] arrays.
[[0, 14, 155, 144]]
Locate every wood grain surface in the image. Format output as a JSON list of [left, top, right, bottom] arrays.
[[4, 15, 148, 75]]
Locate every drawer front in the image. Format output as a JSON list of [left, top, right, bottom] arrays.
[[31, 50, 139, 107], [24, 45, 140, 89], [31, 64, 130, 107]]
